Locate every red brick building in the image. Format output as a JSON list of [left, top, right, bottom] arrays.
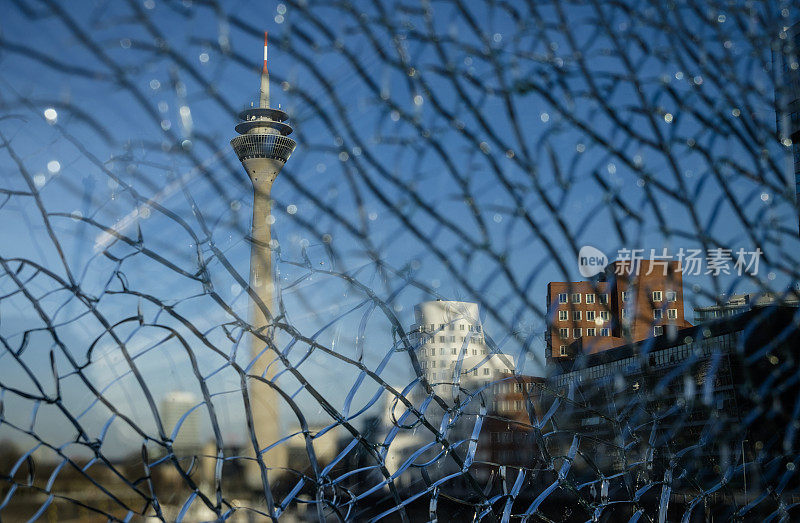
[[545, 260, 692, 361]]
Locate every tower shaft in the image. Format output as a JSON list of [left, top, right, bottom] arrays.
[[245, 158, 286, 489]]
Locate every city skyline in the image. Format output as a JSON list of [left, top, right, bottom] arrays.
[[1, 1, 798, 520]]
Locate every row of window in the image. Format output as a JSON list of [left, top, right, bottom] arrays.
[[557, 293, 608, 304], [492, 400, 525, 413], [421, 335, 484, 344], [622, 290, 677, 302], [419, 347, 490, 358], [424, 367, 511, 381], [558, 327, 611, 340], [489, 431, 528, 443], [557, 290, 678, 304], [487, 381, 535, 393], [654, 309, 678, 319], [558, 308, 678, 322], [558, 309, 608, 322], [421, 359, 456, 369], [423, 323, 482, 332]]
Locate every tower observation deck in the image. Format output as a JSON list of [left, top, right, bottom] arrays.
[[230, 107, 296, 165], [230, 30, 296, 170]]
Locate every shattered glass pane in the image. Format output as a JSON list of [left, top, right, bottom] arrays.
[[1, 0, 799, 520]]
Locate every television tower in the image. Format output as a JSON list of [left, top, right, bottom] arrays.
[[230, 32, 296, 488]]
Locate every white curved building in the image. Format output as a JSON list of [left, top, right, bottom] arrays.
[[409, 300, 514, 386]]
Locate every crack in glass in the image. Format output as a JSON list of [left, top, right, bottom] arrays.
[[1, 0, 799, 520]]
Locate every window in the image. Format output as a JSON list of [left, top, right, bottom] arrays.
[[559, 345, 567, 356], [439, 347, 445, 355], [449, 336, 455, 342], [429, 323, 435, 331], [483, 368, 490, 375], [472, 349, 477, 355], [451, 347, 457, 355], [667, 308, 678, 319], [460, 324, 465, 330], [587, 328, 596, 336], [586, 310, 595, 321], [515, 400, 523, 410], [622, 291, 630, 301], [601, 328, 610, 336], [559, 328, 569, 339], [440, 323, 445, 330], [450, 324, 455, 330], [571, 293, 581, 303], [598, 294, 609, 304], [431, 360, 436, 368], [558, 293, 568, 304], [573, 310, 581, 321], [460, 336, 465, 342], [439, 335, 445, 343], [558, 310, 568, 321], [654, 309, 663, 319], [652, 290, 663, 302], [666, 290, 677, 302], [654, 325, 664, 336], [482, 349, 488, 355], [586, 294, 595, 304], [600, 311, 609, 320], [574, 328, 582, 338]]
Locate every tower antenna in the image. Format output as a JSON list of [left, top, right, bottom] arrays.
[[260, 31, 270, 108]]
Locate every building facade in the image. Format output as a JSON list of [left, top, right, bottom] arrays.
[[364, 300, 520, 488], [409, 300, 515, 386], [546, 259, 692, 362], [541, 306, 800, 517], [693, 290, 800, 323]]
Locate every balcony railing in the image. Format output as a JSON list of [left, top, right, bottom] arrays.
[[230, 133, 296, 163]]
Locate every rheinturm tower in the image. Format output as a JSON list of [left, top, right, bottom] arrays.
[[230, 32, 296, 489]]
